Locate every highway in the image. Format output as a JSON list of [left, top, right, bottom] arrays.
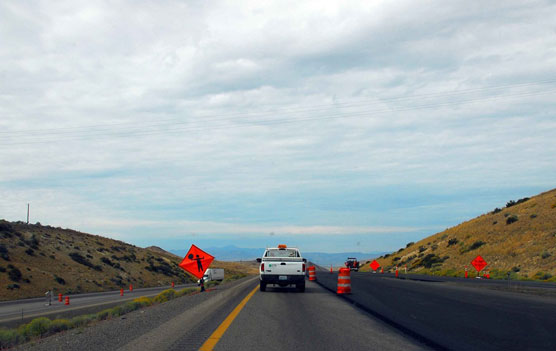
[[0, 283, 193, 328], [20, 276, 428, 351], [314, 268, 556, 351], [14, 271, 556, 350]]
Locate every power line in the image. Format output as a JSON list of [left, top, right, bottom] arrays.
[[2, 78, 555, 137], [0, 82, 555, 146]]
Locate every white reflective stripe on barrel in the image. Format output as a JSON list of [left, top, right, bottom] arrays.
[[337, 283, 351, 287]]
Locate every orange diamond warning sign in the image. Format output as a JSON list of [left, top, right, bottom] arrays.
[[471, 255, 487, 273], [370, 260, 380, 271], [179, 245, 214, 279]]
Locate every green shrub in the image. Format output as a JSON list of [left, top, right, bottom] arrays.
[[133, 296, 153, 306], [468, 241, 485, 251], [153, 289, 176, 304], [419, 254, 444, 268], [533, 271, 553, 281], [70, 314, 96, 328], [506, 215, 518, 225], [0, 328, 20, 348], [406, 242, 414, 248], [48, 319, 71, 333], [8, 266, 22, 282], [541, 252, 552, 259], [447, 238, 458, 247], [18, 317, 51, 339], [96, 309, 112, 321], [461, 241, 485, 253], [68, 252, 102, 271]]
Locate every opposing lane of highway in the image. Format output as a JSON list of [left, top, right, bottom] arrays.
[[315, 270, 556, 351], [0, 283, 194, 328]]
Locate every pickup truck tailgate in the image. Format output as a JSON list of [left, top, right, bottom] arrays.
[[263, 260, 303, 274]]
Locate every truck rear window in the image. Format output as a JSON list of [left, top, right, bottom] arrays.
[[265, 249, 299, 258]]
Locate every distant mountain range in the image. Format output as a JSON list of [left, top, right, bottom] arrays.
[[170, 245, 387, 266]]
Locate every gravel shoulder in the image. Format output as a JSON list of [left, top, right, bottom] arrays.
[[16, 276, 258, 351]]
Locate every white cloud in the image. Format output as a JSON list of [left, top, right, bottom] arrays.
[[1, 0, 555, 250]]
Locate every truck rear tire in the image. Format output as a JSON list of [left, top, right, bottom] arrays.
[[260, 282, 266, 292], [296, 283, 305, 292]]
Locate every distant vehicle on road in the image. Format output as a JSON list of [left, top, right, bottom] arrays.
[[257, 245, 307, 292], [345, 257, 359, 271], [197, 268, 224, 283]]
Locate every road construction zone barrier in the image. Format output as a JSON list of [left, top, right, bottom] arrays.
[[337, 268, 351, 294], [64, 296, 70, 305], [308, 266, 316, 281]]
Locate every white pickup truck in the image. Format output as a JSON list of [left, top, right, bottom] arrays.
[[257, 245, 307, 292]]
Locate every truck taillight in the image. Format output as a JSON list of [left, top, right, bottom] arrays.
[[261, 263, 264, 272], [302, 263, 305, 272]]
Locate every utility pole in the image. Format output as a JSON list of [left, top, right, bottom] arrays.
[[27, 203, 30, 224]]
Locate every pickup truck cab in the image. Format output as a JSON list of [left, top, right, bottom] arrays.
[[257, 245, 306, 292]]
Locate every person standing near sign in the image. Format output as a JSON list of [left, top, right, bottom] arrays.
[[199, 277, 205, 292], [45, 290, 51, 306]]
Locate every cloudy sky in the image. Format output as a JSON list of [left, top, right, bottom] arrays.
[[1, 0, 555, 254]]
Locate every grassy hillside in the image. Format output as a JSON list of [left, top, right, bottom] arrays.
[[0, 221, 256, 301], [361, 188, 556, 281]]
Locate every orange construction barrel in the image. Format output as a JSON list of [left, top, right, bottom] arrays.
[[308, 266, 316, 281], [337, 268, 351, 294]]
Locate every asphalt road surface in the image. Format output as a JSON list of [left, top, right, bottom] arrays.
[[211, 280, 427, 351], [314, 269, 556, 351], [0, 283, 193, 328], [19, 276, 428, 351]]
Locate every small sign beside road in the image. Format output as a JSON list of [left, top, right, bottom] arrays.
[[471, 255, 487, 273], [370, 260, 380, 271]]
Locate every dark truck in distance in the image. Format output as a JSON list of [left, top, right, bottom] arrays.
[[345, 257, 359, 271], [257, 245, 307, 292]]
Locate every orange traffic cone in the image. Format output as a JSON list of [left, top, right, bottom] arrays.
[[64, 296, 70, 305], [330, 265, 333, 273], [308, 266, 316, 281], [337, 268, 351, 294], [171, 282, 175, 288], [120, 288, 124, 296], [129, 284, 133, 292], [58, 293, 62, 302]]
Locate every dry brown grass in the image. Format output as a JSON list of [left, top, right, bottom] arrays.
[[360, 188, 556, 281], [0, 221, 257, 300]]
